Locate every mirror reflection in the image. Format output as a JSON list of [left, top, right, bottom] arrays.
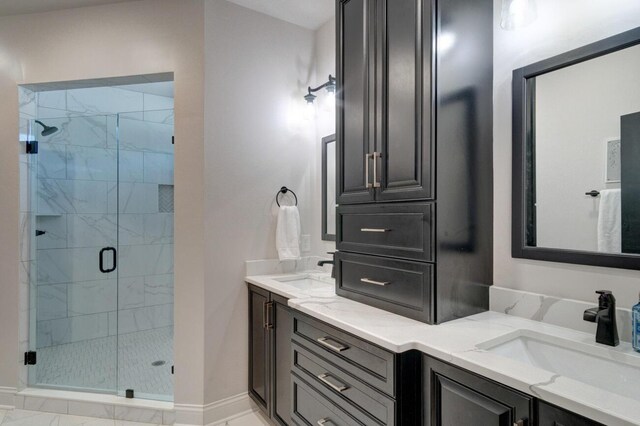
[[529, 43, 640, 254]]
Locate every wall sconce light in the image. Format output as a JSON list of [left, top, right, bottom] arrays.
[[501, 0, 537, 30], [304, 75, 336, 105]]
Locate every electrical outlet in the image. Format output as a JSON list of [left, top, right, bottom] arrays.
[[301, 234, 311, 252]]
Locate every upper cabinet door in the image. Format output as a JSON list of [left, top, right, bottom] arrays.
[[376, 0, 433, 202], [337, 0, 376, 204]]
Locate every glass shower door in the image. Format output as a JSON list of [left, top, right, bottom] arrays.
[[116, 110, 174, 401], [29, 114, 119, 393]]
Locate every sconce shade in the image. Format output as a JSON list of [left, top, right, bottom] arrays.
[[304, 92, 317, 104]]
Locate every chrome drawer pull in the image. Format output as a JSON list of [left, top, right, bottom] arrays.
[[317, 419, 330, 426], [317, 373, 349, 393], [360, 228, 390, 233], [360, 278, 390, 286], [317, 337, 349, 352]]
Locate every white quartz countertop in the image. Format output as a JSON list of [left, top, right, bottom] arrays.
[[246, 272, 640, 426]]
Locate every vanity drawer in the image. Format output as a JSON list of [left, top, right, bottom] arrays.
[[292, 341, 396, 425], [337, 203, 434, 262], [292, 311, 396, 396], [292, 373, 367, 426], [336, 252, 433, 323]]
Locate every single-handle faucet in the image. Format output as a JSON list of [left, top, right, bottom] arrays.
[[317, 252, 336, 279], [583, 290, 619, 347]]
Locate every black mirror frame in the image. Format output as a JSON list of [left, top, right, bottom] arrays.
[[322, 134, 336, 242], [512, 26, 640, 271]]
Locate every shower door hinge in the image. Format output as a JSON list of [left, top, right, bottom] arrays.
[[24, 351, 37, 365], [26, 140, 38, 154], [171, 136, 174, 145], [171, 365, 174, 374]]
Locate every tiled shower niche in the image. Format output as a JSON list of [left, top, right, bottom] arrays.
[[20, 84, 175, 401]]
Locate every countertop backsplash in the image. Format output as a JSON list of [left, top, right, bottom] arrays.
[[491, 286, 633, 343], [245, 256, 332, 277]]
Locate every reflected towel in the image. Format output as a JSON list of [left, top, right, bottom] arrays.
[[276, 206, 301, 260], [597, 189, 621, 253]]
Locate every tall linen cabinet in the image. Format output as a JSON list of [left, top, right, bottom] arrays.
[[335, 0, 493, 323]]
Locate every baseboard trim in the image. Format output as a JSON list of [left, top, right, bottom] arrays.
[[204, 393, 256, 425], [175, 393, 256, 426], [0, 387, 17, 409]]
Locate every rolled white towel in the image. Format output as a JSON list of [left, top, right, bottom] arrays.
[[276, 206, 301, 260]]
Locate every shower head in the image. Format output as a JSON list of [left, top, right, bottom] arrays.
[[34, 120, 59, 137]]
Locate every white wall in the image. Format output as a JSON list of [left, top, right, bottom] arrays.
[[494, 0, 640, 307], [0, 0, 205, 408], [312, 17, 337, 255], [203, 0, 320, 404], [535, 46, 640, 252]]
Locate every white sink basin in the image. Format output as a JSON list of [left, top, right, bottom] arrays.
[[478, 330, 640, 401], [273, 274, 331, 290]]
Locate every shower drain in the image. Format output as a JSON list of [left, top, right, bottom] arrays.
[[151, 360, 166, 367]]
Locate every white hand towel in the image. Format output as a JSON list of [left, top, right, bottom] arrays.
[[276, 206, 301, 260], [597, 189, 621, 253]]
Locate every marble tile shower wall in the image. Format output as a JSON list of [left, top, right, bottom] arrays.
[[31, 87, 174, 350]]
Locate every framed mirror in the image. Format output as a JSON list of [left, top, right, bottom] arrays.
[[322, 134, 336, 241], [512, 26, 640, 270]]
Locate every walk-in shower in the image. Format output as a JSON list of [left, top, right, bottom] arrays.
[[20, 83, 175, 402]]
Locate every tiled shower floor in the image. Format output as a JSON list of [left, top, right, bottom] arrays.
[[35, 327, 173, 400]]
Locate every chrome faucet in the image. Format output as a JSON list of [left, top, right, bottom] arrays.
[[317, 252, 336, 279], [583, 290, 619, 347]]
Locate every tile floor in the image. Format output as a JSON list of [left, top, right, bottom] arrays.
[[211, 411, 271, 426], [0, 409, 271, 426], [36, 327, 173, 399]]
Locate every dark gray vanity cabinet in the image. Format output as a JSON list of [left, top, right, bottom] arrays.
[[424, 356, 533, 426], [291, 311, 422, 425], [335, 0, 494, 324], [537, 402, 603, 426], [248, 284, 292, 425]]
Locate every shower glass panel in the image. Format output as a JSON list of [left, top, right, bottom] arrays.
[[28, 110, 175, 401], [116, 110, 174, 401], [30, 114, 119, 394]]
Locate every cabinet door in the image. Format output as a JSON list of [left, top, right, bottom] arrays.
[[375, 0, 433, 202], [271, 296, 293, 425], [248, 285, 271, 414], [337, 0, 376, 204], [424, 356, 532, 426], [538, 401, 603, 426]]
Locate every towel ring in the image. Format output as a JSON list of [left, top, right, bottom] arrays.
[[276, 186, 298, 207]]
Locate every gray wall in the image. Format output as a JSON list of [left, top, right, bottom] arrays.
[[203, 0, 329, 404]]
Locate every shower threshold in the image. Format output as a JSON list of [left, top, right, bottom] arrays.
[[15, 388, 174, 424]]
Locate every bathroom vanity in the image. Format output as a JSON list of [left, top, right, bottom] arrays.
[[246, 272, 637, 426]]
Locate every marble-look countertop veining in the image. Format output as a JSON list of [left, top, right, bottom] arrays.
[[245, 272, 640, 426]]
